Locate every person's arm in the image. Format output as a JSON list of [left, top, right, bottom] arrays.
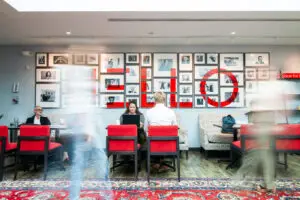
[[44, 117, 51, 125], [25, 117, 31, 124]]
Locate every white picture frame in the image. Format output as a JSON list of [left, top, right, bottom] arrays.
[[220, 72, 244, 86], [179, 72, 193, 83], [36, 68, 61, 83], [245, 81, 258, 93], [100, 74, 124, 93], [258, 68, 270, 80], [146, 68, 152, 79], [73, 54, 86, 65], [207, 96, 219, 108], [220, 87, 245, 107], [126, 53, 139, 64], [179, 53, 193, 71], [126, 65, 140, 83], [245, 68, 257, 80], [146, 81, 152, 92], [141, 53, 152, 67], [36, 84, 60, 108], [153, 53, 177, 77], [100, 53, 124, 73], [126, 85, 140, 96], [194, 81, 218, 95], [245, 53, 269, 67], [194, 53, 205, 65], [36, 53, 47, 67], [194, 96, 206, 108], [220, 53, 244, 71], [195, 66, 218, 79], [154, 78, 176, 93], [87, 54, 99, 65], [206, 53, 218, 64], [100, 94, 124, 108], [126, 97, 140, 107], [179, 85, 193, 96], [48, 53, 72, 67], [179, 97, 192, 103], [146, 93, 155, 103]]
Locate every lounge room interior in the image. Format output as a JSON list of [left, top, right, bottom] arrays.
[[1, 0, 300, 199]]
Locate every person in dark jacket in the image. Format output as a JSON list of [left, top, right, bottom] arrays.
[[26, 106, 51, 125]]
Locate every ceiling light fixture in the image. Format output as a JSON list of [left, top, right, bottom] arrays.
[[66, 31, 72, 35], [231, 31, 236, 35]]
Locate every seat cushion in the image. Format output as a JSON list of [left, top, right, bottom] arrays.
[[207, 132, 234, 143], [49, 142, 62, 150], [6, 143, 17, 151]]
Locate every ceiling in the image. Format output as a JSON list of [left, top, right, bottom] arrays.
[[1, 1, 300, 45]]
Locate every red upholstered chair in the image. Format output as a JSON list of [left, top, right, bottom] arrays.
[[14, 125, 64, 180], [0, 126, 17, 181], [106, 125, 138, 180], [147, 125, 180, 182]]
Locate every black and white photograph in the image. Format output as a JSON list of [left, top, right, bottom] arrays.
[[220, 54, 244, 71], [179, 53, 192, 71], [126, 65, 139, 83], [36, 69, 60, 83], [195, 66, 218, 79], [167, 94, 177, 107], [48, 53, 72, 66], [126, 53, 139, 64], [179, 85, 193, 96], [154, 79, 175, 92], [100, 53, 124, 73], [36, 53, 47, 67], [36, 84, 60, 108], [87, 54, 99, 65], [141, 53, 152, 67], [61, 66, 98, 81], [147, 94, 155, 103], [207, 96, 219, 108], [194, 81, 218, 95], [100, 94, 124, 108], [62, 95, 98, 108], [126, 97, 140, 107], [179, 97, 192, 103], [194, 53, 205, 64], [194, 96, 206, 108], [206, 53, 218, 64], [100, 75, 124, 92], [73, 54, 86, 65], [245, 68, 257, 80], [245, 53, 269, 67], [220, 87, 244, 107], [146, 81, 152, 92], [258, 68, 270, 80], [126, 85, 140, 96], [146, 68, 152, 79], [245, 81, 258, 93], [179, 72, 192, 83], [220, 72, 244, 86], [154, 54, 177, 77]]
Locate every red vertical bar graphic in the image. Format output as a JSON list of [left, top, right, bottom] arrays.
[[170, 68, 178, 108], [141, 68, 154, 108]]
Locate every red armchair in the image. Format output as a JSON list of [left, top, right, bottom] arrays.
[[14, 125, 64, 180], [0, 126, 17, 181], [147, 125, 180, 182], [106, 125, 139, 180]]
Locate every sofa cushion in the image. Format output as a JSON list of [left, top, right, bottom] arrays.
[[207, 132, 234, 143]]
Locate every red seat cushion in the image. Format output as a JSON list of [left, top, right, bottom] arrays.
[[276, 140, 300, 151], [6, 143, 17, 151], [49, 142, 62, 150]]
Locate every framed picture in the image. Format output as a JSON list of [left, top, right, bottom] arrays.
[[220, 87, 245, 107], [126, 53, 139, 64], [179, 53, 192, 71], [87, 54, 99, 65], [36, 53, 47, 67], [167, 94, 177, 107], [73, 54, 86, 65], [179, 85, 193, 96], [207, 53, 218, 64], [141, 53, 152, 67], [100, 94, 124, 108], [220, 72, 244, 86], [245, 68, 257, 80], [62, 81, 98, 95], [153, 53, 177, 77], [258, 68, 270, 80], [100, 54, 124, 73], [195, 81, 218, 95], [146, 68, 152, 79], [100, 74, 124, 93], [179, 97, 192, 103], [220, 53, 244, 71], [36, 69, 60, 83], [179, 72, 192, 83], [154, 78, 176, 93], [245, 53, 269, 67], [126, 97, 140, 107], [62, 95, 98, 108], [48, 53, 72, 67], [245, 81, 258, 93], [195, 66, 218, 79], [126, 85, 140, 96], [61, 66, 98, 80], [126, 65, 140, 83], [207, 96, 219, 108], [146, 94, 155, 103], [146, 81, 152, 92], [194, 53, 205, 65], [194, 96, 206, 108], [36, 84, 60, 108]]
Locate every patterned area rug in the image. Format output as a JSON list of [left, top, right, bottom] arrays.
[[0, 178, 299, 199]]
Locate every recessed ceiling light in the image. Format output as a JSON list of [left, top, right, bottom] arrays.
[[66, 31, 71, 35], [231, 31, 236, 35]]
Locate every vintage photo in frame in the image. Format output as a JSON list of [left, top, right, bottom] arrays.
[[126, 97, 140, 107], [245, 53, 269, 67], [179, 72, 193, 83], [36, 68, 61, 83], [153, 53, 177, 77], [245, 81, 258, 93], [220, 87, 245, 107], [99, 94, 124, 108], [146, 80, 152, 92], [194, 53, 205, 65], [126, 53, 139, 64], [194, 66, 218, 80], [36, 53, 48, 67], [146, 68, 152, 79], [100, 53, 124, 73], [220, 72, 244, 86], [87, 54, 99, 65], [194, 96, 206, 108], [100, 74, 124, 93], [141, 53, 152, 67], [48, 53, 72, 67], [126, 85, 140, 96], [257, 68, 270, 80], [220, 53, 244, 71], [245, 68, 257, 80], [126, 65, 140, 83], [206, 53, 218, 65], [154, 78, 175, 93], [36, 84, 61, 108], [195, 81, 218, 95], [73, 54, 86, 65], [179, 85, 193, 96], [179, 97, 193, 103], [179, 53, 193, 71]]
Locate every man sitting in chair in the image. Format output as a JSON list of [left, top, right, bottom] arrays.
[[144, 91, 177, 171], [26, 106, 51, 125]]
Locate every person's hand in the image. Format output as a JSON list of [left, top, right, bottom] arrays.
[[140, 122, 144, 128]]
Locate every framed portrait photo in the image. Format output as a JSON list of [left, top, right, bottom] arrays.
[[36, 53, 48, 67], [36, 84, 61, 108], [126, 53, 139, 64], [194, 96, 206, 108], [245, 68, 257, 80], [258, 68, 270, 80], [220, 53, 244, 71], [126, 85, 140, 96], [73, 54, 86, 65], [126, 65, 140, 83], [146, 81, 152, 92], [206, 53, 218, 65], [48, 53, 72, 67], [220, 87, 245, 107], [99, 94, 124, 108], [87, 54, 99, 65], [141, 53, 152, 67], [194, 53, 205, 65], [126, 97, 140, 107], [179, 85, 193, 96], [194, 81, 218, 95], [245, 81, 258, 93], [100, 74, 124, 93], [36, 68, 61, 83], [146, 93, 155, 103], [179, 72, 192, 83], [220, 72, 244, 86], [245, 53, 269, 67], [154, 78, 176, 93], [100, 53, 124, 73], [179, 53, 193, 71], [153, 53, 177, 77], [194, 66, 218, 80]]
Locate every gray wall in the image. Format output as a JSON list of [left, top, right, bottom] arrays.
[[1, 45, 300, 148]]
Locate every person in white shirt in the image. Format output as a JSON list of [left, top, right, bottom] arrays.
[[25, 106, 51, 125]]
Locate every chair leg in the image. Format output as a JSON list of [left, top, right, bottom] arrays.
[[43, 155, 48, 180], [147, 153, 150, 183], [204, 150, 208, 159], [135, 153, 138, 181], [284, 153, 288, 170], [177, 154, 180, 182], [173, 156, 176, 171], [13, 155, 19, 181], [186, 150, 188, 160], [0, 154, 4, 181]]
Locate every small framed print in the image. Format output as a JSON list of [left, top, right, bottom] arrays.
[[126, 53, 139, 64], [220, 72, 244, 86], [153, 53, 177, 77], [194, 96, 206, 108], [245, 81, 258, 93], [220, 53, 244, 71], [179, 72, 192, 83], [73, 54, 86, 65], [179, 97, 192, 103], [126, 65, 140, 83], [48, 53, 72, 67], [245, 68, 257, 80], [195, 66, 218, 79], [207, 96, 219, 108], [100, 94, 124, 108], [245, 53, 269, 67], [126, 85, 140, 96], [87, 54, 99, 65], [146, 93, 155, 103], [141, 53, 152, 66], [100, 53, 124, 73], [36, 68, 61, 83], [207, 53, 218, 64], [194, 53, 205, 65], [220, 87, 245, 107], [146, 81, 152, 92], [126, 97, 140, 107], [195, 81, 218, 95], [179, 53, 193, 71], [258, 68, 270, 80], [100, 74, 124, 93], [146, 68, 152, 79], [179, 85, 193, 96], [36, 53, 47, 67], [154, 78, 176, 93], [36, 84, 60, 108]]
